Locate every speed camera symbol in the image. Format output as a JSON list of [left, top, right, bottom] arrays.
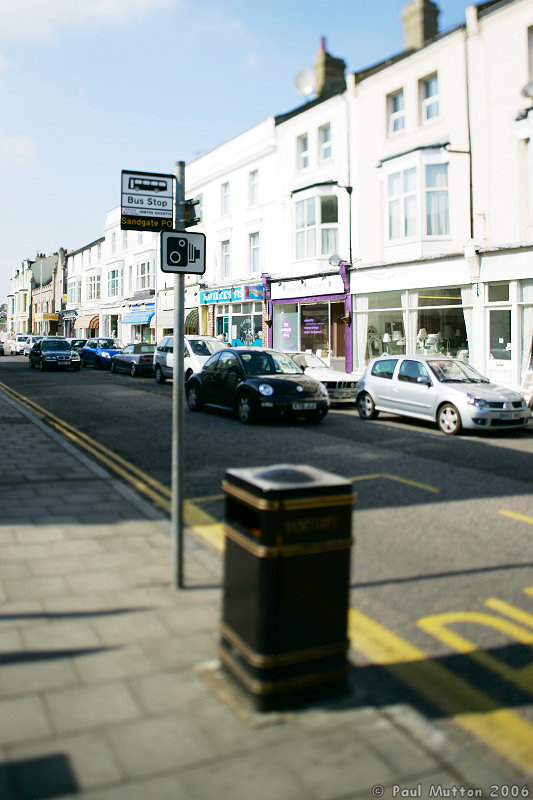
[[166, 236, 188, 267]]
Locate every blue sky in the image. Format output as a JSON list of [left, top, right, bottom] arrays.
[[0, 0, 470, 302]]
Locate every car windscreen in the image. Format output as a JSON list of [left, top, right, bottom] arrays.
[[242, 351, 304, 376], [42, 341, 70, 351], [188, 339, 226, 356], [98, 340, 123, 349], [137, 344, 156, 353], [428, 359, 489, 383], [292, 353, 326, 369]]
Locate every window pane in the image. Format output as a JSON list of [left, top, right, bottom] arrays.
[[306, 229, 316, 257], [426, 164, 447, 188], [404, 195, 417, 236], [388, 198, 401, 239], [321, 228, 338, 255], [388, 172, 401, 196], [320, 195, 338, 224], [488, 284, 509, 302], [306, 198, 316, 226], [296, 231, 305, 260], [404, 167, 417, 192], [426, 190, 449, 235], [295, 200, 305, 228]]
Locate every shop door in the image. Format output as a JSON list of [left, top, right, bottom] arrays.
[[487, 309, 513, 386]]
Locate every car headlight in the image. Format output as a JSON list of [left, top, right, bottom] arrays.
[[258, 383, 274, 396], [101, 352, 111, 359], [71, 352, 80, 360], [467, 394, 487, 409], [318, 382, 328, 396]]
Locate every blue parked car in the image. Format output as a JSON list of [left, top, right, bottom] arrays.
[[81, 337, 124, 369]]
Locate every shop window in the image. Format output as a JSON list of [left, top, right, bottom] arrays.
[[273, 304, 298, 351], [300, 303, 329, 354]]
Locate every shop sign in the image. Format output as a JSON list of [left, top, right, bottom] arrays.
[[200, 285, 263, 305], [129, 303, 155, 313]]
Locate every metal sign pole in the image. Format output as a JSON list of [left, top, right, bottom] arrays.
[[172, 161, 186, 589]]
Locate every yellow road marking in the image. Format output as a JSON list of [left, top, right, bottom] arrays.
[[499, 509, 533, 526], [348, 473, 439, 493], [349, 608, 533, 774], [5, 383, 533, 771]]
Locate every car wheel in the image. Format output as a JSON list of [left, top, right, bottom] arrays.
[[94, 357, 101, 370], [437, 403, 462, 435], [357, 392, 378, 420], [130, 363, 137, 377], [185, 368, 192, 384], [186, 383, 203, 411], [155, 365, 166, 384], [110, 361, 116, 373], [236, 392, 255, 424]]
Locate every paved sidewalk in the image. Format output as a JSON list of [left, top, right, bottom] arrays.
[[0, 390, 526, 799]]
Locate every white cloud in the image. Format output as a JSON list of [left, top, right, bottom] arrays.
[[0, 0, 174, 42]]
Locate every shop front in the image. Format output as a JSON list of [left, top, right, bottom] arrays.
[[264, 271, 351, 372], [350, 246, 533, 395], [200, 284, 264, 346], [122, 302, 155, 343]]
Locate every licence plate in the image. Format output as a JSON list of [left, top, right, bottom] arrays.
[[499, 412, 521, 420], [292, 402, 316, 411]]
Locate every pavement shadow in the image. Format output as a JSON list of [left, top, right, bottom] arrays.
[[0, 753, 78, 800]]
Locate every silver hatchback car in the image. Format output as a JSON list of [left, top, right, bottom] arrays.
[[356, 355, 530, 435]]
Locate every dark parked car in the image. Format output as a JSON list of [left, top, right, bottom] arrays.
[[81, 338, 124, 369], [29, 338, 81, 371], [186, 347, 330, 424], [110, 343, 156, 376], [65, 338, 87, 352]]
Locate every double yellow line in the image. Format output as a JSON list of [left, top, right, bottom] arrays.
[[3, 381, 533, 773]]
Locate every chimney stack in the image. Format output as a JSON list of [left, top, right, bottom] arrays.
[[401, 0, 439, 51], [314, 36, 346, 97]]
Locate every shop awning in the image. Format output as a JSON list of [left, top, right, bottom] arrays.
[[122, 310, 155, 325], [73, 315, 94, 330], [89, 316, 99, 328]]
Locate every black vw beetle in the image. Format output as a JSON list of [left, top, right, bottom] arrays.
[[185, 347, 330, 424]]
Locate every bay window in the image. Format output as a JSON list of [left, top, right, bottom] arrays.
[[295, 195, 338, 260]]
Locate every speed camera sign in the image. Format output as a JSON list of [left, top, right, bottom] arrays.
[[160, 231, 206, 275]]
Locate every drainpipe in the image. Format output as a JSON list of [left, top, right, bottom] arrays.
[[261, 273, 272, 348], [339, 261, 353, 373]]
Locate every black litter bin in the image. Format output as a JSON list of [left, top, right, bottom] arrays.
[[218, 464, 354, 711]]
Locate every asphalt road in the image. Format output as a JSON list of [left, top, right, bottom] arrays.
[[2, 354, 533, 763]]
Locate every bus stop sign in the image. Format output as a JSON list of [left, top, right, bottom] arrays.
[[121, 169, 174, 232]]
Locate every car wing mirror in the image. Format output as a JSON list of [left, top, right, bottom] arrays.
[[417, 376, 431, 386]]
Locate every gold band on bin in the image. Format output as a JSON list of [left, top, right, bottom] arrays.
[[219, 621, 348, 669], [222, 480, 355, 512], [224, 523, 353, 559], [218, 644, 349, 696]]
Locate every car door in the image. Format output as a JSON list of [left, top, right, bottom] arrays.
[[118, 345, 134, 371], [200, 351, 223, 403], [84, 340, 97, 366], [215, 351, 243, 408], [368, 358, 399, 411], [393, 358, 436, 418]]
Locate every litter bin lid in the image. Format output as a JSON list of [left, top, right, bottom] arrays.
[[224, 464, 353, 502]]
